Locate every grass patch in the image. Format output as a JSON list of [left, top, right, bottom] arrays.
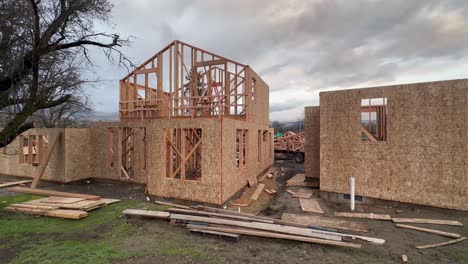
[[0, 194, 169, 263], [447, 249, 468, 262], [10, 240, 128, 264], [0, 194, 216, 263]]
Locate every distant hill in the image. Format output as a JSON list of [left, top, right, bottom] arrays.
[[87, 111, 119, 121]]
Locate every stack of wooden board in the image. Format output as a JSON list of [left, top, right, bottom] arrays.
[[4, 192, 119, 220], [123, 202, 387, 249]]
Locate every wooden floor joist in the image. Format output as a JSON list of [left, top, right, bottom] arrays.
[[7, 187, 101, 200], [186, 224, 361, 248], [396, 224, 461, 238]]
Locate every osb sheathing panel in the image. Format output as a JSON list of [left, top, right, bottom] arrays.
[[304, 106, 320, 179], [63, 129, 95, 182], [88, 121, 149, 184], [146, 119, 223, 204], [319, 79, 468, 211], [247, 68, 270, 127], [220, 118, 274, 204], [0, 128, 65, 182]]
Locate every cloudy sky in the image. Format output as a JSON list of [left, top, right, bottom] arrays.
[[87, 0, 468, 122]]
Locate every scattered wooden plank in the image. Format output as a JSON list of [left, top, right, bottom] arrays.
[[194, 205, 274, 223], [189, 208, 385, 244], [250, 183, 265, 201], [299, 198, 324, 214], [396, 224, 461, 238], [264, 189, 273, 195], [24, 198, 106, 211], [7, 187, 101, 200], [416, 237, 466, 249], [402, 255, 408, 262], [154, 201, 191, 209], [170, 213, 341, 241], [31, 132, 61, 188], [46, 209, 88, 220], [282, 213, 368, 233], [335, 212, 392, 221], [167, 208, 274, 223], [0, 180, 32, 188], [10, 203, 59, 210], [269, 189, 277, 194], [392, 218, 463, 226], [287, 174, 305, 184], [286, 190, 297, 195], [188, 228, 241, 241], [186, 224, 361, 248], [123, 209, 171, 219], [231, 198, 250, 207], [247, 175, 258, 188], [292, 188, 314, 199], [40, 197, 86, 204], [100, 198, 120, 205], [267, 173, 273, 179], [5, 206, 87, 219]]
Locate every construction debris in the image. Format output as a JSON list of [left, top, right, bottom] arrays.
[[286, 190, 297, 195], [286, 174, 318, 187], [247, 175, 258, 188], [416, 237, 467, 249], [334, 212, 392, 221], [395, 224, 461, 238], [264, 188, 277, 195], [281, 213, 368, 233], [274, 131, 304, 152], [402, 255, 408, 262], [299, 198, 324, 214], [292, 188, 314, 199], [123, 206, 388, 248], [392, 218, 463, 226], [250, 183, 265, 201], [231, 198, 250, 207]]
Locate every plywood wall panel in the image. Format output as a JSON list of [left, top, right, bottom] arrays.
[[0, 128, 65, 182], [318, 79, 468, 211]]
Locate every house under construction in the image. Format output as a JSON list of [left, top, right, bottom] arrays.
[[0, 40, 274, 205], [305, 79, 468, 211]]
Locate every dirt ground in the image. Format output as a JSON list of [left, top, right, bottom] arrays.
[[1, 158, 467, 264]]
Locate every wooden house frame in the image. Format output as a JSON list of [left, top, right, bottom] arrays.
[[0, 41, 273, 205]]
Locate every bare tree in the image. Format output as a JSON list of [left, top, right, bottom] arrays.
[[0, 0, 134, 147]]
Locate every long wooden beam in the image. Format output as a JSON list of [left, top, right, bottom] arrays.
[[7, 187, 101, 200], [31, 132, 61, 188]]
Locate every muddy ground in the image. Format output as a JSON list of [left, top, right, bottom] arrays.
[[1, 158, 467, 264]]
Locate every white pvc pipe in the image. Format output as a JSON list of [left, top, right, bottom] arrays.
[[350, 176, 355, 211]]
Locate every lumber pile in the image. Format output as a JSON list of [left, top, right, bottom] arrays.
[[4, 194, 119, 220], [123, 202, 388, 249], [274, 131, 305, 152]]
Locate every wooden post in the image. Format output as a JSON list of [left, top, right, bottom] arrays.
[[180, 129, 186, 179], [31, 132, 61, 188]]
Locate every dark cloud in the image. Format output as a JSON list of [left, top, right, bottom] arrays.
[[86, 0, 468, 121]]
